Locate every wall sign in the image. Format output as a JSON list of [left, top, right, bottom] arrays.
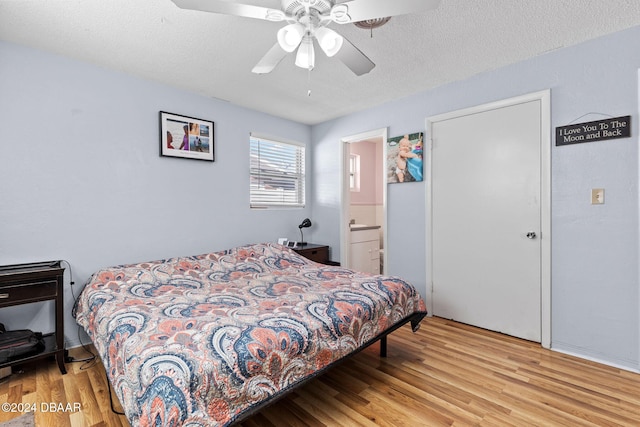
[[556, 115, 631, 146]]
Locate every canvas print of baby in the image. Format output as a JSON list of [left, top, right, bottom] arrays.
[[387, 132, 423, 183]]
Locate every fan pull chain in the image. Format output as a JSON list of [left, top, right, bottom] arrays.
[[307, 67, 312, 97]]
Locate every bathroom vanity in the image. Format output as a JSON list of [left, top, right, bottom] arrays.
[[350, 225, 381, 274]]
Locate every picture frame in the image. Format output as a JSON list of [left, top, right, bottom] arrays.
[[386, 132, 424, 183], [160, 111, 214, 161]]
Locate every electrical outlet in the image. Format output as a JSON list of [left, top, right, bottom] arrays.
[[591, 188, 604, 205]]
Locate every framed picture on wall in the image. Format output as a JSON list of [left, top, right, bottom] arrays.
[[386, 132, 424, 183], [160, 111, 214, 161]]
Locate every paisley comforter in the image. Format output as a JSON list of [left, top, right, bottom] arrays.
[[74, 243, 427, 426]]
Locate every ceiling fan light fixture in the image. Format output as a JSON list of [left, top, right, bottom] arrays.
[[277, 23, 304, 52], [170, 0, 442, 76], [265, 9, 286, 22], [295, 37, 315, 70], [330, 4, 351, 24], [314, 27, 343, 57]]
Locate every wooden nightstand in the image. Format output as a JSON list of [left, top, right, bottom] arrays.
[[0, 261, 66, 374], [292, 243, 330, 264]]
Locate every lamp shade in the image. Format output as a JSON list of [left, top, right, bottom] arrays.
[[298, 218, 312, 229], [295, 37, 315, 70], [277, 23, 304, 53], [314, 27, 343, 57]]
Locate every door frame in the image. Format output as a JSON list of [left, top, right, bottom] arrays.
[[425, 90, 551, 348], [340, 128, 388, 269]]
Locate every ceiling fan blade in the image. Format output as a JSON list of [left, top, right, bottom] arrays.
[[252, 43, 288, 74], [334, 37, 375, 76], [333, 0, 440, 23], [171, 0, 285, 22]]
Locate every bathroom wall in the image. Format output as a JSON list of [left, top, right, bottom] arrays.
[[349, 140, 384, 245]]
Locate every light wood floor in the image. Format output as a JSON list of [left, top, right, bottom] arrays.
[[1, 317, 639, 426]]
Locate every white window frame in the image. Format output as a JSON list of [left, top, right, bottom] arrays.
[[349, 153, 361, 192], [250, 133, 305, 208]]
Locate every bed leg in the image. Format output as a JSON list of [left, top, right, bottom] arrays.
[[380, 336, 387, 357]]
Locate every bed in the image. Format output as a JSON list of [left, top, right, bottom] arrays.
[[74, 242, 427, 426]]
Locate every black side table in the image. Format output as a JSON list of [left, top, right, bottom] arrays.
[[0, 261, 66, 374]]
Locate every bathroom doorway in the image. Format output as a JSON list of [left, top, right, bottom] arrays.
[[340, 128, 387, 274]]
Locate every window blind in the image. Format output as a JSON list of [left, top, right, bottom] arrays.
[[250, 134, 305, 208]]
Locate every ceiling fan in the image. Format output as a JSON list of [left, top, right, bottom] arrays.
[[171, 0, 441, 76]]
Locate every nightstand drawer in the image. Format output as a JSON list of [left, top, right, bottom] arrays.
[[0, 280, 58, 305], [293, 245, 329, 264]]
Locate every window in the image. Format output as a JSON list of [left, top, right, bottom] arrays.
[[250, 134, 305, 208], [349, 153, 360, 192]]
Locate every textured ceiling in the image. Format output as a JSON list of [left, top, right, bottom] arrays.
[[2, 0, 640, 125]]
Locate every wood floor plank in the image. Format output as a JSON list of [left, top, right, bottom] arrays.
[[85, 361, 126, 427], [70, 370, 104, 427], [259, 399, 322, 427], [0, 316, 638, 426], [297, 379, 378, 427]]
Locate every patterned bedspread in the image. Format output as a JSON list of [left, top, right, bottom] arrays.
[[74, 243, 427, 426]]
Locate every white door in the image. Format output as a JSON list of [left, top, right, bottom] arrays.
[[430, 96, 546, 342]]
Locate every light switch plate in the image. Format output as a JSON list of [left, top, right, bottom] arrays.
[[591, 188, 604, 205]]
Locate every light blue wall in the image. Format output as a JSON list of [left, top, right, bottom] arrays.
[[311, 26, 640, 370], [0, 41, 311, 347]]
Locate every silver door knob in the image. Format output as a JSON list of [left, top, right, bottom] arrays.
[[526, 231, 537, 239]]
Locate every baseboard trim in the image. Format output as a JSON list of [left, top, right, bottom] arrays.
[[551, 345, 640, 374]]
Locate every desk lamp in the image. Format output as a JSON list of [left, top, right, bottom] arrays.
[[298, 218, 312, 246]]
